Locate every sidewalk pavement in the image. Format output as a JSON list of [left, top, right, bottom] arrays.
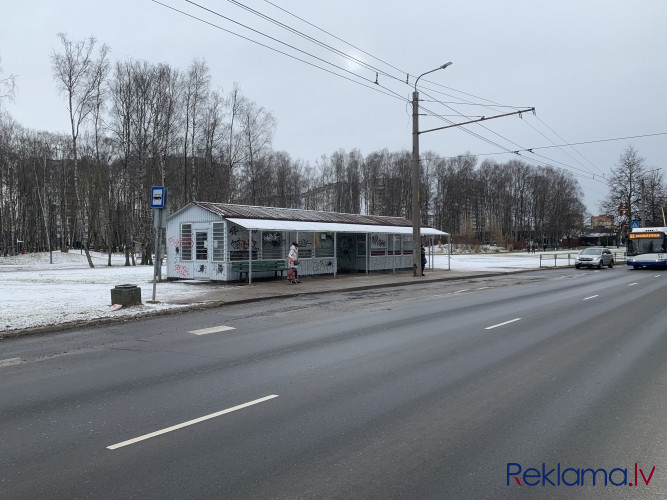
[[163, 267, 524, 308]]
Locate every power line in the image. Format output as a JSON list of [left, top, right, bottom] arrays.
[[155, 0, 643, 194], [152, 1, 401, 101], [261, 0, 409, 81], [521, 131, 667, 151], [226, 0, 404, 85]]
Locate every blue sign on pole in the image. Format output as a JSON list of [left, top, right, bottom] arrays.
[[151, 186, 166, 209], [631, 220, 640, 228]]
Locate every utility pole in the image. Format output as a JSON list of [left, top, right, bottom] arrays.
[[411, 62, 534, 276], [412, 63, 452, 277], [411, 86, 421, 276], [641, 179, 646, 227]]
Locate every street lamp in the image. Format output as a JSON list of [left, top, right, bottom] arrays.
[[412, 62, 452, 276]]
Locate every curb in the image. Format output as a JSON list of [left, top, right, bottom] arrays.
[[1, 267, 557, 339]]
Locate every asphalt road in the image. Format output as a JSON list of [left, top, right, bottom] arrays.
[[1, 267, 666, 499]]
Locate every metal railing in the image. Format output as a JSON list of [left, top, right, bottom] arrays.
[[539, 251, 627, 268]]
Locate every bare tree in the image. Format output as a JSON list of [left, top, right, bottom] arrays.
[[182, 59, 210, 204], [52, 33, 110, 266], [602, 146, 647, 233], [239, 101, 276, 205], [0, 55, 16, 109]]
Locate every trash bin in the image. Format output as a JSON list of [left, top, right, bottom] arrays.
[[111, 284, 142, 306]]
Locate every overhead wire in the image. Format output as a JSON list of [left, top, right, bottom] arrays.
[[415, 86, 612, 181], [417, 80, 608, 178], [153, 1, 402, 101], [183, 0, 598, 180], [225, 0, 405, 85], [157, 0, 650, 193]]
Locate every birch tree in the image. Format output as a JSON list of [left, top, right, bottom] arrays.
[[52, 33, 110, 266]]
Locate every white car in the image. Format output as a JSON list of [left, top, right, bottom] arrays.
[[575, 247, 614, 269]]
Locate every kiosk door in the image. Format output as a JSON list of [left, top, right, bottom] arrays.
[[193, 223, 209, 279]]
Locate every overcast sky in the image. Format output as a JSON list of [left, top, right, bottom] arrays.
[[2, 0, 665, 214]]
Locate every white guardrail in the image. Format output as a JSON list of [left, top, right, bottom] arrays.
[[539, 251, 627, 268]]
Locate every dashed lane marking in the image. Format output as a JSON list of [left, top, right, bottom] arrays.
[[0, 357, 22, 368], [107, 395, 279, 450], [485, 318, 521, 330], [189, 325, 236, 335]]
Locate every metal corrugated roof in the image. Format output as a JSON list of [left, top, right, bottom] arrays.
[[192, 202, 447, 235]]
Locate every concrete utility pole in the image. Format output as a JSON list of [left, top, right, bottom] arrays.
[[412, 63, 452, 277], [411, 61, 534, 277], [641, 179, 646, 228]]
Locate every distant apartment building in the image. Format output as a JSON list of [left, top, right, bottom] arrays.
[[591, 215, 614, 229]]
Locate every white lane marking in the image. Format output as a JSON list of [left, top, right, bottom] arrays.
[[454, 289, 470, 294], [189, 325, 236, 335], [583, 295, 599, 301], [485, 318, 521, 330], [476, 286, 492, 290], [107, 394, 279, 450], [655, 275, 661, 278], [0, 357, 22, 368], [628, 283, 638, 287], [432, 294, 446, 297]]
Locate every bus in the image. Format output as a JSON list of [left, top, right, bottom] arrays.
[[626, 226, 667, 269]]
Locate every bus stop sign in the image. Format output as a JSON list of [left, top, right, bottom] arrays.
[[151, 186, 166, 209]]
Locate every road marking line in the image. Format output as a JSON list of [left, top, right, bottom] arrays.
[[485, 318, 521, 330], [189, 325, 236, 335], [583, 295, 599, 301], [454, 289, 470, 294], [0, 357, 22, 368], [107, 394, 279, 450], [628, 283, 638, 287], [476, 286, 492, 290], [655, 275, 661, 278]]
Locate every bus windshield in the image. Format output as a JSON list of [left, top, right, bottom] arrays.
[[627, 236, 666, 256]]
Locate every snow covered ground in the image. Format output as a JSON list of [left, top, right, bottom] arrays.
[[0, 249, 588, 334]]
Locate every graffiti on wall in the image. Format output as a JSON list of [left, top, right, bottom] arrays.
[[312, 260, 334, 273], [371, 234, 386, 248], [174, 263, 190, 278], [230, 238, 258, 251], [168, 236, 192, 251], [216, 264, 227, 278], [263, 232, 283, 245], [299, 237, 312, 248], [337, 236, 354, 266]]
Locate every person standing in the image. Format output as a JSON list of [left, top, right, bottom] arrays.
[[421, 244, 427, 276], [288, 242, 300, 283]]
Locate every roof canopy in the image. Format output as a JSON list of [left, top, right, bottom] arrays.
[[186, 202, 448, 236], [227, 218, 446, 236]]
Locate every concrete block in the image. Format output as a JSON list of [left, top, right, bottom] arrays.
[[111, 284, 142, 306]]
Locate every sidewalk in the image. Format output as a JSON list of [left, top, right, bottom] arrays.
[[163, 267, 513, 307], [1, 251, 568, 336]]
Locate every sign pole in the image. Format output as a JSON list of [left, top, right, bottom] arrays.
[[150, 186, 167, 303]]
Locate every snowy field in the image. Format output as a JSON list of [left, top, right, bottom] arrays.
[[0, 251, 200, 333], [0, 249, 592, 334]]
